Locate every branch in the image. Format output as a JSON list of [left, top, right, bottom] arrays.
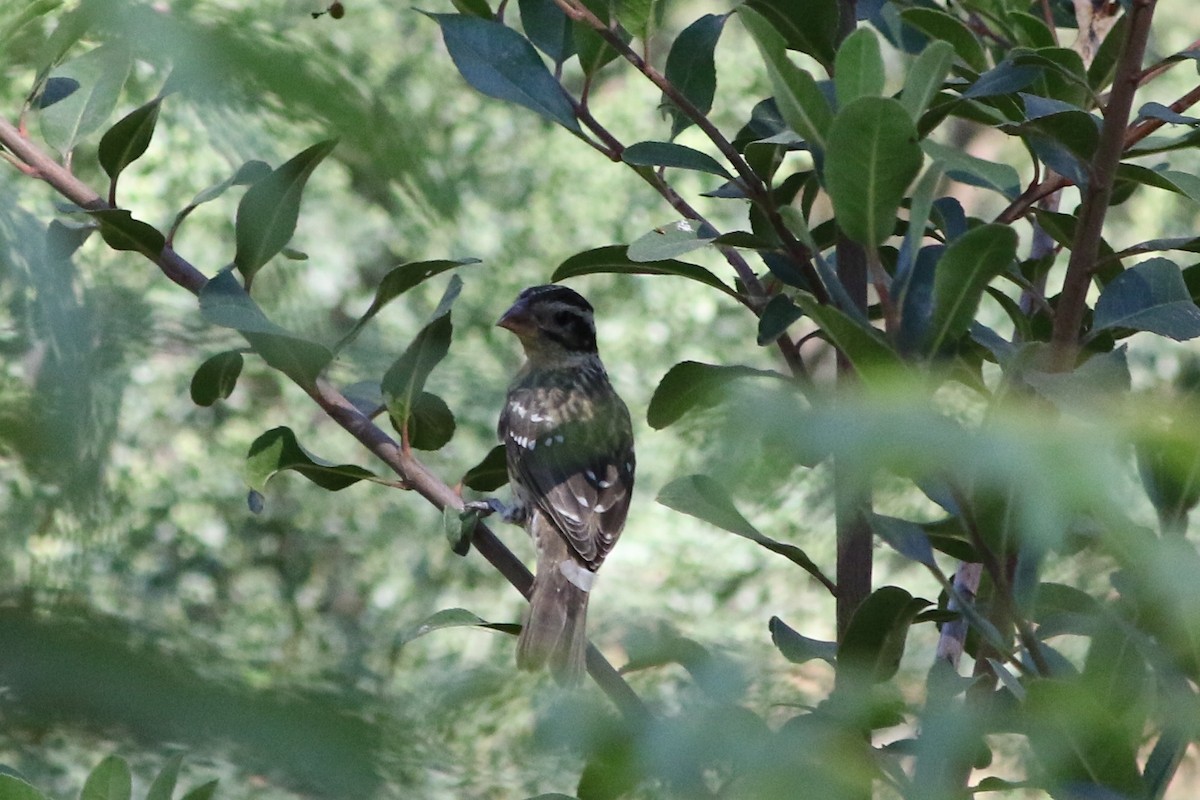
[[1048, 0, 1158, 370], [0, 115, 649, 722]]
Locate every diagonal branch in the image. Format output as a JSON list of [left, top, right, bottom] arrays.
[[0, 115, 649, 723]]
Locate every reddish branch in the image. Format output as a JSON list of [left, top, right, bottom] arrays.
[[0, 115, 648, 723]]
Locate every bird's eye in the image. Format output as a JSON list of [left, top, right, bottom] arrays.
[[553, 310, 575, 328]]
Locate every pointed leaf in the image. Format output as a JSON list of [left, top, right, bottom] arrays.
[[396, 608, 517, 647], [81, 756, 132, 800], [757, 293, 805, 345], [824, 97, 923, 248], [145, 754, 183, 800], [553, 244, 734, 296], [622, 140, 731, 178], [648, 361, 784, 429], [834, 27, 885, 107], [1093, 258, 1200, 341], [657, 475, 834, 590], [662, 14, 727, 138], [98, 97, 161, 186], [462, 444, 509, 491], [627, 221, 716, 261], [190, 350, 244, 407], [926, 224, 1018, 354], [39, 43, 131, 154], [923, 139, 1021, 200], [743, 0, 838, 70], [794, 293, 903, 380], [178, 781, 219, 800], [246, 426, 378, 494], [382, 278, 459, 435], [838, 586, 931, 683], [518, 0, 575, 65], [869, 513, 936, 567], [234, 139, 336, 285], [901, 40, 955, 122], [399, 391, 456, 451], [171, 160, 271, 238], [0, 775, 46, 800], [86, 209, 165, 257], [769, 616, 837, 665], [428, 13, 580, 132], [572, 0, 628, 79], [899, 8, 987, 72]]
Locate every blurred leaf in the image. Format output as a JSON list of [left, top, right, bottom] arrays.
[[839, 586, 930, 683], [450, 0, 491, 17], [869, 514, 935, 567], [553, 244, 735, 296], [80, 755, 131, 800], [170, 160, 271, 238], [399, 391, 456, 451], [627, 221, 715, 261], [1136, 420, 1200, 530], [145, 754, 183, 800], [901, 40, 955, 123], [834, 28, 885, 107], [86, 209, 165, 258], [923, 139, 1021, 200], [396, 608, 517, 647], [662, 14, 726, 138], [1092, 258, 1200, 341], [445, 506, 474, 556], [757, 293, 805, 345], [769, 616, 837, 665], [382, 277, 459, 438], [98, 98, 161, 188], [463, 445, 509, 491], [899, 8, 987, 72], [614, 0, 657, 44], [657, 475, 834, 591], [336, 257, 480, 351], [963, 57, 1040, 99], [518, 0, 575, 65], [622, 140, 731, 178], [743, 0, 837, 70], [234, 139, 337, 287], [648, 361, 783, 429], [572, 0, 629, 80], [824, 97, 923, 248], [189, 350, 244, 407], [1144, 729, 1190, 800], [427, 14, 581, 132], [0, 775, 46, 800], [39, 43, 131, 154], [246, 426, 378, 495], [739, 7, 832, 151], [178, 781, 218, 800], [926, 224, 1018, 354]]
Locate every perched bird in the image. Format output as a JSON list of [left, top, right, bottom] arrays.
[[478, 285, 635, 685]]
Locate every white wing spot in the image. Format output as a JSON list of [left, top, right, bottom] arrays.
[[530, 412, 547, 422], [543, 437, 554, 446], [585, 469, 597, 483], [555, 434, 564, 444], [511, 402, 527, 418], [578, 495, 591, 509], [597, 479, 611, 489]]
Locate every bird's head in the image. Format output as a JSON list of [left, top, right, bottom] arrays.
[[498, 285, 598, 365]]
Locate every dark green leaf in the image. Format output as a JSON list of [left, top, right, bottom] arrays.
[[1137, 101, 1200, 127], [145, 754, 183, 800], [573, 0, 629, 80], [178, 781, 219, 800], [400, 391, 456, 451], [834, 27, 885, 107], [824, 97, 923, 248], [234, 139, 337, 286], [899, 8, 987, 72], [336, 257, 480, 351], [462, 445, 509, 491], [80, 755, 132, 800], [757, 293, 805, 345], [1144, 729, 1189, 800], [794, 293, 903, 380], [428, 14, 580, 132], [98, 97, 161, 185], [191, 160, 272, 207], [963, 59, 1040, 99], [450, 0, 492, 17], [39, 43, 132, 154], [926, 224, 1018, 354], [553, 244, 735, 296], [0, 775, 46, 800], [396, 608, 517, 647], [662, 14, 726, 138], [622, 140, 731, 178], [445, 506, 473, 556], [627, 221, 715, 261], [838, 586, 930, 683], [382, 278, 459, 437], [246, 426, 378, 495], [190, 350, 244, 407], [869, 514, 935, 567], [86, 209, 165, 257], [1092, 258, 1200, 341], [613, 0, 656, 43], [518, 0, 575, 65], [740, 7, 832, 151], [769, 616, 837, 665], [923, 140, 1021, 200], [657, 475, 833, 591], [647, 361, 783, 429], [743, 0, 838, 70]]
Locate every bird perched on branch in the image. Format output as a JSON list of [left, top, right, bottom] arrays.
[[472, 285, 635, 685]]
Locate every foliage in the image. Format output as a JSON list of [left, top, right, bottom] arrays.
[[4, 0, 1200, 799]]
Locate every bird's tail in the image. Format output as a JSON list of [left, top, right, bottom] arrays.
[[516, 524, 591, 686]]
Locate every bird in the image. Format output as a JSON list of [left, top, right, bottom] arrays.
[[474, 284, 635, 685]]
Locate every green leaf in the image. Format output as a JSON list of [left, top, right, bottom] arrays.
[[757, 293, 805, 345], [170, 160, 271, 238], [336, 257, 481, 351], [834, 27, 885, 107], [427, 13, 580, 132], [627, 221, 715, 261], [739, 7, 832, 151], [145, 754, 183, 800], [462, 444, 509, 492], [396, 608, 517, 647], [793, 293, 903, 381], [622, 140, 731, 178], [648, 361, 783, 429], [233, 139, 337, 287], [86, 209, 165, 257], [769, 616, 837, 665], [1092, 258, 1200, 341], [190, 350, 244, 407], [899, 8, 987, 73], [518, 0, 575, 66], [178, 781, 219, 800], [657, 475, 833, 590], [838, 586, 930, 683], [922, 139, 1021, 200], [869, 514, 936, 567], [662, 14, 726, 138], [399, 391, 456, 451], [0, 775, 47, 800], [552, 244, 735, 296], [39, 43, 132, 155], [743, 0, 838, 70], [382, 278, 459, 438], [614, 0, 656, 42], [572, 0, 629, 80], [81, 755, 132, 800], [98, 97, 161, 188], [925, 224, 1018, 354], [901, 40, 955, 123], [246, 426, 378, 495], [824, 97, 923, 248]]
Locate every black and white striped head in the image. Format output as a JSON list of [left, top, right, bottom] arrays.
[[498, 285, 598, 361]]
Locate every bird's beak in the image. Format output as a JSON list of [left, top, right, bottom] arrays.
[[497, 297, 536, 337]]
